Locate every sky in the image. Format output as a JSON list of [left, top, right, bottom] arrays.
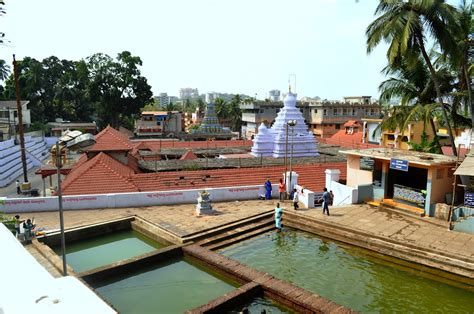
[[1, 0, 392, 100]]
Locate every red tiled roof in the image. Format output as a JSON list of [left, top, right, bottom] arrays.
[[180, 150, 198, 160], [131, 162, 346, 193], [62, 152, 138, 195], [344, 120, 359, 127], [131, 140, 253, 151], [320, 130, 381, 149], [88, 126, 133, 152]]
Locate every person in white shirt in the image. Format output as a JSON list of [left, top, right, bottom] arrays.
[[292, 188, 299, 210]]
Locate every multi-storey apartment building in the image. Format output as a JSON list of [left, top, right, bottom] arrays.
[[179, 87, 199, 100], [134, 111, 183, 137], [302, 96, 380, 138], [240, 101, 283, 139], [0, 101, 31, 140], [240, 95, 381, 139]]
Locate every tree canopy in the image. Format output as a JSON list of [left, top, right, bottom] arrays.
[[0, 51, 153, 129], [367, 0, 473, 155]]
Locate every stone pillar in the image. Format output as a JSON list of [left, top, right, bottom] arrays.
[[362, 121, 367, 143], [325, 169, 340, 191], [381, 162, 389, 200], [285, 171, 298, 192]]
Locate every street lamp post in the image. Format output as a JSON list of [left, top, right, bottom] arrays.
[[56, 141, 67, 276], [288, 120, 297, 193], [54, 132, 95, 276]]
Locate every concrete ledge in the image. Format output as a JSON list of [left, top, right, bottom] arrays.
[[31, 238, 75, 275], [186, 282, 262, 313], [285, 212, 474, 285], [131, 216, 180, 245], [80, 245, 182, 284], [40, 216, 134, 247], [183, 245, 356, 313]]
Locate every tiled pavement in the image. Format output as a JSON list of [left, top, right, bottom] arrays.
[[16, 200, 474, 261]]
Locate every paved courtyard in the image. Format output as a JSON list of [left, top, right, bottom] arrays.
[[15, 200, 474, 262]]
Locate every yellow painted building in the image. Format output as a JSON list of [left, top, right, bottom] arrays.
[[380, 121, 436, 150]]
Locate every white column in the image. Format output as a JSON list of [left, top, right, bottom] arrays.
[[362, 121, 367, 143], [285, 171, 299, 191], [325, 169, 340, 191]]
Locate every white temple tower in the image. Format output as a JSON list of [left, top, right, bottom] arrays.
[[251, 92, 319, 157]]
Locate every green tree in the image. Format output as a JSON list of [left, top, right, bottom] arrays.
[[445, 0, 473, 127], [87, 51, 153, 128], [195, 98, 206, 113], [0, 59, 10, 81], [367, 0, 459, 155], [214, 97, 227, 121]]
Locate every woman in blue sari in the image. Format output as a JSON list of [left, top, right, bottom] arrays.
[[264, 178, 272, 200], [274, 202, 283, 232]]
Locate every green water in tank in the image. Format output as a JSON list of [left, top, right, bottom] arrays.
[[220, 229, 474, 313], [93, 257, 237, 313], [53, 229, 163, 272]]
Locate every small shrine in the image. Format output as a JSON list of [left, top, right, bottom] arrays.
[[195, 190, 214, 215], [191, 102, 232, 135], [251, 91, 319, 158]]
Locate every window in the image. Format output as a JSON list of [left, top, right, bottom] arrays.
[[343, 108, 349, 116], [323, 109, 328, 116], [313, 109, 318, 114], [333, 108, 338, 116], [335, 124, 341, 129], [352, 109, 357, 116]]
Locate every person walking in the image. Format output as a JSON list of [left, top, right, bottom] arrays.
[[321, 187, 330, 216], [16, 180, 21, 194], [264, 178, 272, 200], [329, 190, 334, 206], [278, 179, 286, 201], [274, 202, 283, 232], [292, 188, 299, 210]]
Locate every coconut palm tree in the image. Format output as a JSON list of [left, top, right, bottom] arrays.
[[445, 0, 473, 127], [0, 59, 10, 81], [379, 54, 454, 138], [367, 0, 459, 155]]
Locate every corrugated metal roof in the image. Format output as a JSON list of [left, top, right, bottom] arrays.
[[454, 155, 474, 176]]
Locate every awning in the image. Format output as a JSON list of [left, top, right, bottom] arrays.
[[454, 155, 474, 176]]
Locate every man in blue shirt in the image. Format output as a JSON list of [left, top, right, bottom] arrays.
[[322, 187, 330, 216]]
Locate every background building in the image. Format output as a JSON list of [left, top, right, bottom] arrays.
[[134, 111, 183, 137], [155, 93, 178, 108], [268, 89, 281, 101], [0, 101, 31, 140], [302, 96, 380, 138], [179, 87, 199, 100]]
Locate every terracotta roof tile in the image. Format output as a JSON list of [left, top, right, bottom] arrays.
[[180, 150, 198, 160], [344, 120, 359, 127], [320, 130, 381, 149], [62, 152, 138, 195], [131, 140, 253, 151], [88, 126, 133, 152]]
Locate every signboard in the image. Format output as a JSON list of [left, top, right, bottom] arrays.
[[360, 157, 374, 171], [465, 192, 474, 207], [390, 158, 409, 171]]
